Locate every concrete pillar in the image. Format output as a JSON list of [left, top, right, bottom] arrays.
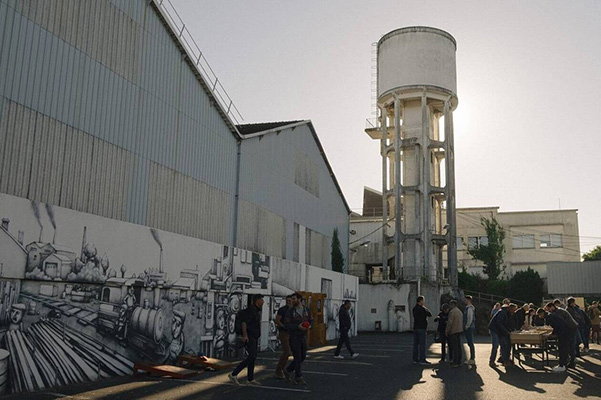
[[380, 106, 389, 280], [393, 97, 402, 280]]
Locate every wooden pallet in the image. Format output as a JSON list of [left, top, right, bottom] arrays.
[[133, 363, 201, 379], [177, 355, 235, 371]]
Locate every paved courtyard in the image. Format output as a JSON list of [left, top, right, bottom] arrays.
[[7, 333, 601, 400]]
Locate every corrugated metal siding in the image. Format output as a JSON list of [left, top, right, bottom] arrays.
[[237, 199, 286, 259], [548, 261, 601, 296], [0, 0, 238, 246], [239, 124, 349, 268]]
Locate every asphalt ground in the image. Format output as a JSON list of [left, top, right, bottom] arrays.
[[6, 333, 601, 400]]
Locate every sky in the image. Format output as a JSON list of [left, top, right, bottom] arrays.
[[170, 0, 601, 255]]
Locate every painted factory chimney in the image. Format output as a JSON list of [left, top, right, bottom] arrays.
[[150, 228, 163, 273], [366, 27, 458, 287], [81, 227, 87, 259]]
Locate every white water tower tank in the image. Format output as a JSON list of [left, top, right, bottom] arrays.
[[377, 27, 457, 99]]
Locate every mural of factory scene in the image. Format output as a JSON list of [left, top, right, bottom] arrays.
[[0, 194, 356, 394]]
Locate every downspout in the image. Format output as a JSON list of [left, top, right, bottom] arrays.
[[232, 140, 242, 247]]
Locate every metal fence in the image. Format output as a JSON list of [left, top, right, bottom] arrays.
[[153, 0, 244, 125]]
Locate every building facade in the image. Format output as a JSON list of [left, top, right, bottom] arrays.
[[350, 188, 580, 285], [0, 0, 354, 394]]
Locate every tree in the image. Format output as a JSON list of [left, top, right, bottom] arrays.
[[583, 245, 601, 261], [467, 215, 506, 280], [508, 268, 544, 304], [331, 228, 344, 273]]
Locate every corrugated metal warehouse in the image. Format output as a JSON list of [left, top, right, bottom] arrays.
[[0, 0, 350, 265], [548, 261, 601, 297], [0, 0, 357, 395]]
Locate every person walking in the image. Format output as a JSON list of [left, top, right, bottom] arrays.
[[334, 300, 359, 359], [545, 301, 578, 369], [446, 300, 463, 368], [589, 301, 601, 345], [434, 304, 450, 363], [412, 295, 432, 365], [284, 292, 313, 385], [228, 294, 264, 386], [274, 295, 292, 379], [463, 295, 476, 365]]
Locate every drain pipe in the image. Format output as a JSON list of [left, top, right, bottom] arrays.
[[232, 140, 242, 247]]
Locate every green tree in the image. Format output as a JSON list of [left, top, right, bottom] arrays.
[[467, 216, 506, 280], [583, 245, 601, 261], [508, 268, 544, 304], [331, 228, 344, 273]]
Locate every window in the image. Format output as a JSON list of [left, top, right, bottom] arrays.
[[540, 234, 562, 248], [456, 237, 464, 251], [467, 236, 488, 251], [512, 234, 535, 249]]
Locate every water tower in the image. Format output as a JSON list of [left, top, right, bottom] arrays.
[[365, 27, 458, 287]]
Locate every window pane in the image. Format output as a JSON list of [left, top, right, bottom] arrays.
[[468, 237, 478, 250], [512, 234, 534, 249], [456, 237, 464, 250], [479, 236, 488, 246]]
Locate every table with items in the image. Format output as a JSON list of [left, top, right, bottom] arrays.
[[510, 326, 555, 367]]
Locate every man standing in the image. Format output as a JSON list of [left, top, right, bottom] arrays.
[[488, 304, 513, 367], [228, 294, 264, 386], [545, 301, 578, 369], [334, 300, 359, 359], [446, 300, 464, 368], [434, 304, 450, 363], [412, 295, 432, 365], [590, 301, 601, 345], [284, 293, 313, 385], [566, 297, 584, 356], [275, 295, 292, 378], [463, 295, 476, 365]]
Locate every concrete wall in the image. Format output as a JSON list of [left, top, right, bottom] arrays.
[[0, 191, 358, 394]]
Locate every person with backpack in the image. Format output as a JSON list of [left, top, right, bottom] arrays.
[[228, 294, 264, 386], [575, 302, 591, 354], [284, 292, 313, 385]]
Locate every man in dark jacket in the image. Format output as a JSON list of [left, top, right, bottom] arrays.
[[412, 295, 432, 365], [434, 304, 450, 363], [545, 301, 578, 369], [284, 292, 313, 385], [334, 300, 359, 359], [566, 297, 584, 356], [488, 304, 514, 367], [540, 306, 569, 373], [229, 294, 264, 386]]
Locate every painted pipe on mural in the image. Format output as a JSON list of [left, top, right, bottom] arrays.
[[130, 307, 164, 344], [0, 349, 8, 395]]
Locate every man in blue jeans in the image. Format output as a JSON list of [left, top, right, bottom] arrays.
[[463, 295, 476, 365], [412, 295, 432, 365]]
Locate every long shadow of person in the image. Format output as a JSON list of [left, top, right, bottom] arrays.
[[431, 364, 484, 400]]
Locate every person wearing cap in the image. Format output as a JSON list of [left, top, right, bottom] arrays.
[[229, 294, 264, 386], [434, 303, 450, 363], [166, 310, 186, 363]]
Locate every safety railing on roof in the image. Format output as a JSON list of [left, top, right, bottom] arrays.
[[153, 0, 244, 125]]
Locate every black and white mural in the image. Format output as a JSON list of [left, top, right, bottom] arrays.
[[0, 192, 356, 394]]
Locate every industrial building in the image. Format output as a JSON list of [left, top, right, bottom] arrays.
[[351, 188, 580, 285], [0, 0, 355, 394]]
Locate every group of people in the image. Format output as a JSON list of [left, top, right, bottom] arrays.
[[415, 294, 601, 373], [413, 295, 476, 368], [228, 292, 357, 386]]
